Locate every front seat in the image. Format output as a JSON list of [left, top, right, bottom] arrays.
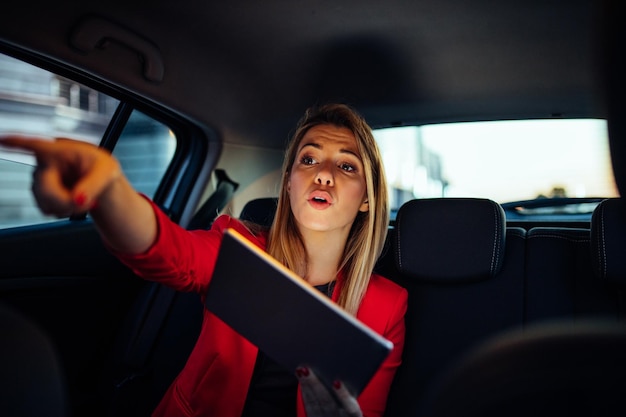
[[419, 320, 626, 417], [0, 302, 68, 417]]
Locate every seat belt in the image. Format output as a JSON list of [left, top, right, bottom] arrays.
[[187, 169, 239, 230]]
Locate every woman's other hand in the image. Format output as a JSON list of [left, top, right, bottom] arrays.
[[296, 366, 363, 417], [0, 134, 157, 253], [0, 135, 120, 217]]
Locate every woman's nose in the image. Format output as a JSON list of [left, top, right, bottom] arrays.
[[315, 164, 334, 186]]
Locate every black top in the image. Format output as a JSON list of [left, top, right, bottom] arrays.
[[241, 281, 336, 417]]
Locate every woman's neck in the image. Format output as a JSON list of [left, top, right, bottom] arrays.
[[300, 230, 347, 286]]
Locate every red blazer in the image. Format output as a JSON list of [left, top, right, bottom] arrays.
[[115, 200, 408, 417]]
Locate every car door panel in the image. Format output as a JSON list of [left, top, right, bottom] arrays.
[[0, 219, 144, 414]]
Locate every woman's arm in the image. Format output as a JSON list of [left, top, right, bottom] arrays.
[[0, 136, 157, 254]]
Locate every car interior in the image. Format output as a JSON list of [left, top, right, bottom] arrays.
[[0, 0, 625, 416]]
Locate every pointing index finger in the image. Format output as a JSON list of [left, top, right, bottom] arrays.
[[0, 135, 56, 154]]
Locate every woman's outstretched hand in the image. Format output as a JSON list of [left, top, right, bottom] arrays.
[[0, 135, 157, 253], [0, 135, 121, 217], [296, 366, 363, 417]]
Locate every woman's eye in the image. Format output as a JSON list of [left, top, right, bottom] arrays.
[[301, 156, 316, 165], [340, 162, 356, 172]]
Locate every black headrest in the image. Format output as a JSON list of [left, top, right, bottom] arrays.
[[394, 198, 506, 283], [239, 197, 278, 227], [591, 198, 626, 285]]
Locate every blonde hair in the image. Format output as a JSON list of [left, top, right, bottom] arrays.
[[266, 103, 389, 315]]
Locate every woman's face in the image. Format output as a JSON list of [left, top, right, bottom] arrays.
[[287, 124, 369, 238]]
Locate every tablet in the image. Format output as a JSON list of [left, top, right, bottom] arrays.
[[204, 228, 393, 397]]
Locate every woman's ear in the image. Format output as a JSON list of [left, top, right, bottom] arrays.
[[359, 199, 369, 212]]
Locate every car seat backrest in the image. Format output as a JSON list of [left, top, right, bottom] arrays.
[[384, 198, 525, 417], [590, 197, 626, 318], [525, 226, 620, 322], [239, 197, 278, 227], [591, 198, 626, 286]]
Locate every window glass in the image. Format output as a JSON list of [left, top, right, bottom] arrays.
[[112, 110, 176, 198], [0, 53, 176, 228], [374, 119, 619, 216]]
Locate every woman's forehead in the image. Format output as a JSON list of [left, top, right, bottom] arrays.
[[298, 125, 359, 153]]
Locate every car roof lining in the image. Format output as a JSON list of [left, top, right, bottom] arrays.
[[0, 0, 606, 150]]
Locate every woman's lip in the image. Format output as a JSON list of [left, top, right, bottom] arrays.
[[308, 199, 331, 209], [308, 190, 333, 204]]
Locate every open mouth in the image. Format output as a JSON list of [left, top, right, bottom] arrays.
[[308, 190, 333, 205], [308, 191, 333, 207]]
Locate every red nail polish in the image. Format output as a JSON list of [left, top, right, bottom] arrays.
[[295, 367, 309, 378], [74, 192, 87, 206], [333, 380, 341, 390]]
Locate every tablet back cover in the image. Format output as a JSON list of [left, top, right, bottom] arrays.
[[204, 228, 393, 396]]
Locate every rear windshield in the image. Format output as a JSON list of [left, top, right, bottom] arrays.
[[373, 119, 618, 214]]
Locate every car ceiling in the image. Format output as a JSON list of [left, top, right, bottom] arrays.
[[0, 0, 608, 150]]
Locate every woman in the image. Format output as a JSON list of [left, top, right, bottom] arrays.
[[0, 103, 407, 417]]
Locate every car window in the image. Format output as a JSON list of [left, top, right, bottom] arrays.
[[112, 110, 177, 199], [374, 119, 619, 217], [0, 53, 176, 228]]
